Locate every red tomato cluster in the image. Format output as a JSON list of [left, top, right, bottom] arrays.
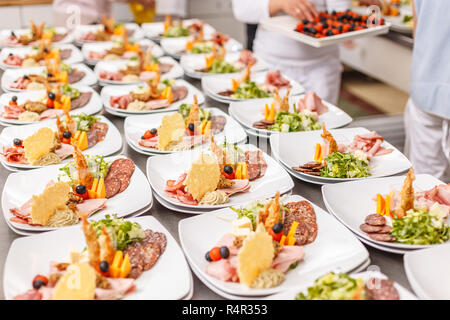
[[295, 10, 384, 38]]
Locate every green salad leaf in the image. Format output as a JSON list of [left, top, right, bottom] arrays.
[[208, 59, 239, 74], [295, 272, 364, 300], [61, 84, 80, 100], [230, 201, 265, 230], [178, 103, 211, 122], [391, 209, 450, 245], [60, 62, 72, 73], [163, 25, 190, 37], [189, 42, 212, 54], [73, 113, 99, 131], [269, 110, 321, 132], [90, 214, 145, 251], [320, 152, 371, 178], [231, 81, 272, 99], [58, 155, 111, 184]]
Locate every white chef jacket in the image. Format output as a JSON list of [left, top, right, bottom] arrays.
[[232, 0, 350, 104]]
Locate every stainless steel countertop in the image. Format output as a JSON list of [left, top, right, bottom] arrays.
[[0, 76, 411, 300]]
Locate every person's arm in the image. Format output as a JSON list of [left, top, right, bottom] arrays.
[[412, 0, 417, 37]]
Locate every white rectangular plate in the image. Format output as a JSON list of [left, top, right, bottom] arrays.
[[178, 194, 369, 296], [260, 15, 390, 48], [230, 94, 352, 135], [146, 143, 294, 209], [3, 216, 191, 300], [270, 127, 411, 183], [0, 85, 102, 125], [404, 244, 450, 299], [101, 79, 205, 115], [322, 174, 449, 250], [94, 56, 184, 85], [73, 23, 144, 46], [1, 63, 97, 92], [0, 44, 83, 70], [0, 27, 74, 48], [0, 115, 122, 169], [124, 107, 247, 155], [2, 155, 152, 232]]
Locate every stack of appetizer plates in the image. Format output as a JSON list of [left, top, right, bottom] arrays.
[[1, 155, 153, 236], [201, 71, 305, 104], [0, 44, 83, 70], [1, 63, 97, 92], [82, 39, 164, 66], [73, 23, 144, 46], [94, 57, 184, 86], [180, 53, 268, 80], [142, 19, 216, 42], [229, 95, 352, 138], [0, 115, 122, 172], [124, 108, 247, 156], [270, 127, 412, 185], [322, 174, 450, 254], [146, 144, 295, 214], [267, 270, 416, 300], [0, 27, 74, 48], [404, 244, 450, 299], [179, 194, 370, 299], [0, 85, 102, 126], [161, 36, 243, 60], [3, 216, 193, 300], [101, 81, 205, 117]]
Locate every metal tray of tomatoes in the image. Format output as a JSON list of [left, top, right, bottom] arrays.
[[260, 15, 390, 48]]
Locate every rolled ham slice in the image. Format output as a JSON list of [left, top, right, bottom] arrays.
[[94, 278, 136, 300], [75, 198, 107, 217], [40, 108, 64, 120], [219, 179, 250, 196], [54, 143, 75, 160], [271, 245, 305, 273], [138, 136, 158, 148]]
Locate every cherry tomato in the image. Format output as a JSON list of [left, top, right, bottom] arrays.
[[61, 137, 71, 144], [269, 229, 283, 242], [209, 247, 222, 261], [32, 275, 48, 289], [223, 171, 235, 180], [46, 99, 54, 108]]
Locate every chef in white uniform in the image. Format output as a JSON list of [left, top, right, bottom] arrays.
[[231, 0, 350, 105]]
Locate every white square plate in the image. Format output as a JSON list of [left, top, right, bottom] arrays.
[[161, 36, 243, 59], [124, 107, 247, 155], [178, 194, 369, 296], [180, 52, 268, 80], [0, 115, 122, 169], [0, 44, 83, 70], [3, 216, 191, 300], [142, 19, 216, 42], [82, 39, 164, 66], [1, 63, 97, 92], [0, 27, 74, 48], [322, 174, 449, 250], [2, 155, 152, 232], [201, 71, 305, 103], [94, 56, 184, 85], [260, 15, 390, 48], [101, 80, 205, 115], [404, 244, 450, 299], [267, 270, 417, 300], [230, 94, 352, 136], [73, 23, 144, 46], [270, 127, 412, 183], [0, 85, 102, 125], [146, 143, 295, 209]]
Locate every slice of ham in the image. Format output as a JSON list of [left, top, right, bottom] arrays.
[[138, 136, 158, 149], [139, 71, 156, 81], [206, 259, 239, 282], [76, 198, 107, 217], [54, 143, 75, 160], [271, 245, 305, 273], [110, 94, 133, 109], [238, 50, 257, 66], [165, 173, 187, 192], [40, 108, 64, 120], [219, 179, 250, 196], [297, 91, 329, 117], [176, 189, 198, 205], [216, 233, 240, 256], [146, 99, 170, 110], [341, 131, 393, 160], [14, 289, 42, 300], [1, 146, 27, 164], [265, 70, 291, 90], [94, 278, 136, 300], [4, 54, 24, 66]]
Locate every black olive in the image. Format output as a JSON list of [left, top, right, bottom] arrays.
[[13, 138, 22, 146], [63, 131, 72, 139], [141, 135, 146, 139], [205, 251, 212, 262], [272, 222, 283, 234], [309, 28, 317, 34], [219, 246, 229, 259], [8, 53, 13, 56], [326, 30, 334, 36], [11, 31, 15, 36], [99, 261, 109, 273], [223, 165, 233, 174], [338, 26, 343, 33], [47, 72, 53, 77], [43, 48, 49, 53], [75, 184, 87, 195], [33, 280, 46, 290], [332, 10, 336, 15], [302, 26, 309, 33], [23, 75, 29, 80], [302, 19, 309, 24], [349, 26, 354, 32], [11, 95, 17, 102], [188, 123, 195, 132], [322, 23, 329, 29], [48, 92, 56, 100], [150, 128, 157, 135]]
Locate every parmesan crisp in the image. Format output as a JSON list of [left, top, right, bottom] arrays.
[[23, 127, 57, 164], [157, 113, 186, 151], [184, 153, 220, 201], [31, 181, 71, 226]]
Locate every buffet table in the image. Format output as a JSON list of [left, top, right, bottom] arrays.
[[0, 73, 412, 299]]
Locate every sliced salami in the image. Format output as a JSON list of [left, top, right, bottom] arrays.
[[365, 278, 400, 300], [172, 86, 188, 102], [159, 63, 173, 74], [71, 92, 92, 110], [365, 214, 386, 226], [104, 176, 121, 198], [90, 122, 109, 141], [68, 69, 86, 84], [60, 49, 72, 60], [368, 233, 395, 242], [284, 201, 318, 245], [210, 115, 227, 135], [108, 158, 135, 177], [360, 224, 383, 233]]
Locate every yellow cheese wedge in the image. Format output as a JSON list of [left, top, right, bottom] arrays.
[[96, 178, 106, 199], [110, 251, 123, 278], [53, 262, 96, 300], [31, 181, 71, 226], [119, 254, 131, 278], [88, 178, 99, 199], [184, 153, 221, 201], [157, 113, 185, 151], [287, 221, 299, 239], [77, 131, 88, 151], [23, 127, 57, 164]]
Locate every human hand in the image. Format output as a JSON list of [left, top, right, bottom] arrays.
[[135, 0, 155, 10], [281, 0, 319, 22]]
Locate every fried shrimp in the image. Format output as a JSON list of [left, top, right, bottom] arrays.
[[99, 226, 115, 264], [210, 136, 225, 164], [81, 214, 101, 268], [73, 146, 94, 189], [241, 65, 251, 83], [321, 124, 338, 155], [396, 168, 415, 218], [264, 192, 281, 232], [185, 95, 199, 128]]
